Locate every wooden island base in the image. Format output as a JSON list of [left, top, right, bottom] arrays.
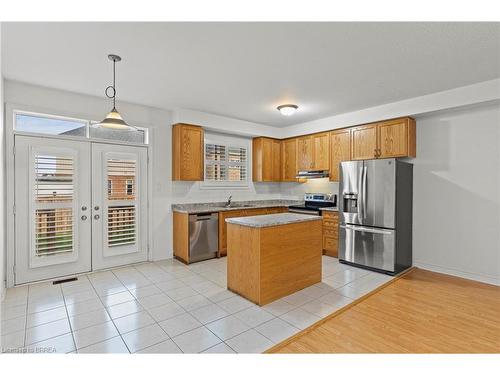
[[227, 219, 322, 306]]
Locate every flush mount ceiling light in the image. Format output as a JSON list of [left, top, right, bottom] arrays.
[[98, 54, 136, 131], [277, 104, 298, 116]]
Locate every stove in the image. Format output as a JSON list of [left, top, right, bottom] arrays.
[[288, 193, 337, 215]]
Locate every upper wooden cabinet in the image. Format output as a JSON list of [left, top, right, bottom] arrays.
[[252, 137, 281, 182], [281, 138, 298, 181], [378, 117, 416, 158], [351, 123, 378, 160], [351, 117, 416, 160], [297, 135, 314, 170], [172, 123, 204, 181], [296, 132, 329, 171], [312, 132, 330, 170], [329, 129, 351, 182]]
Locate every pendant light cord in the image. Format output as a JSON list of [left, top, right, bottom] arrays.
[[105, 58, 117, 110], [112, 59, 116, 109]]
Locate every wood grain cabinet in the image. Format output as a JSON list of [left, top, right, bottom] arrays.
[[172, 123, 204, 181], [252, 137, 281, 182], [351, 123, 378, 160], [281, 138, 299, 181], [296, 132, 330, 171], [312, 132, 330, 170], [296, 135, 314, 171], [322, 211, 339, 258], [351, 117, 416, 160], [329, 129, 351, 182], [218, 207, 286, 256], [377, 117, 416, 158]]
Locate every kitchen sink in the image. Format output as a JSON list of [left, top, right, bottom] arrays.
[[214, 204, 255, 209]]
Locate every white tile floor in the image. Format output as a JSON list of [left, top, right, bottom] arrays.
[[1, 256, 392, 354]]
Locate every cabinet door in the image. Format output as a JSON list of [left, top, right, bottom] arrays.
[[282, 138, 298, 181], [271, 139, 282, 181], [173, 124, 204, 181], [329, 129, 351, 182], [297, 136, 314, 170], [312, 132, 330, 170], [378, 118, 415, 158], [351, 124, 378, 160]]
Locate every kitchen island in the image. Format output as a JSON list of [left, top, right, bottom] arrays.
[[226, 213, 323, 306]]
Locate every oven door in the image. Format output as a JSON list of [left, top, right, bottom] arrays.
[[288, 207, 320, 215]]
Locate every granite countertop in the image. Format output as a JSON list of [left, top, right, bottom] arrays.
[[171, 199, 302, 214], [225, 212, 322, 228], [319, 207, 339, 212]]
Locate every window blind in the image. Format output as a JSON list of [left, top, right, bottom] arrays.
[[205, 143, 247, 182]]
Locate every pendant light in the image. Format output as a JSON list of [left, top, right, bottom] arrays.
[[98, 54, 136, 131]]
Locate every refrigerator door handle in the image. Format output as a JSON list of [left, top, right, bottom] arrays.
[[362, 166, 367, 219], [340, 224, 394, 235], [357, 164, 364, 218]]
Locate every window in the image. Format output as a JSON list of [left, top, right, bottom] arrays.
[[15, 113, 87, 137], [203, 133, 248, 187], [126, 179, 134, 195], [14, 111, 148, 145]]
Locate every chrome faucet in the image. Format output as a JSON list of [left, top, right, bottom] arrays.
[[225, 195, 232, 207]]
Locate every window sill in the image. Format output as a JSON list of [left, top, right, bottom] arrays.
[[199, 182, 250, 190]]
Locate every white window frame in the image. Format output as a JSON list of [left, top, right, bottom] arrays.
[[13, 109, 149, 145], [201, 132, 250, 189]]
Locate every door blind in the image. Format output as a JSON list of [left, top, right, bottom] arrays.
[[108, 205, 136, 247], [34, 154, 75, 257], [107, 157, 137, 248]]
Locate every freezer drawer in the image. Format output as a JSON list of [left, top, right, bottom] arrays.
[[339, 224, 395, 273]]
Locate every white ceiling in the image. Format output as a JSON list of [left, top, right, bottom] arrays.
[[2, 22, 499, 127]]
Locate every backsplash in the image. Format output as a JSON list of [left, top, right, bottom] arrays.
[[170, 181, 282, 204], [280, 178, 340, 200], [170, 179, 339, 204]]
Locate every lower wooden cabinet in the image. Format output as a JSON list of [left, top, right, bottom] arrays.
[[218, 207, 287, 257], [173, 211, 190, 263], [322, 211, 339, 258]]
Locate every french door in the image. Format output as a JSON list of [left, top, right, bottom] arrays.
[[91, 143, 148, 270], [14, 135, 148, 285]]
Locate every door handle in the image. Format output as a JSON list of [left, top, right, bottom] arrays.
[[81, 206, 87, 211], [94, 214, 100, 220], [94, 206, 100, 211], [340, 224, 393, 235], [81, 215, 88, 221]]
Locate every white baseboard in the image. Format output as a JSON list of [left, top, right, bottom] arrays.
[[414, 261, 500, 286]]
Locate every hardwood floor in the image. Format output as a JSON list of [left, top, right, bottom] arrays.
[[268, 269, 500, 353]]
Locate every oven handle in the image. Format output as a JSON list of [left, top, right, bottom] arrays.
[[288, 208, 321, 216]]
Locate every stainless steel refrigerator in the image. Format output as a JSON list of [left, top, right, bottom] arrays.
[[338, 158, 413, 275]]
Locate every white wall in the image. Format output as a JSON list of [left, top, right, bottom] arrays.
[[412, 103, 500, 285], [0, 25, 5, 299]]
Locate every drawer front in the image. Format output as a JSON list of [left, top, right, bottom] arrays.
[[322, 211, 338, 219], [323, 229, 337, 238], [323, 219, 338, 228], [323, 236, 338, 251]]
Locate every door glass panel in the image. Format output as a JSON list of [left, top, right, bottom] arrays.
[[35, 208, 73, 256], [106, 157, 137, 249], [33, 152, 76, 261], [108, 205, 136, 247], [107, 159, 136, 200], [35, 155, 74, 202]]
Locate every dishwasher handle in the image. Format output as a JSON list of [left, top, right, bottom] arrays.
[[189, 212, 218, 222]]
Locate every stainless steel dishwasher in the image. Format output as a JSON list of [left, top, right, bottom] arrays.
[[188, 212, 219, 263]]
